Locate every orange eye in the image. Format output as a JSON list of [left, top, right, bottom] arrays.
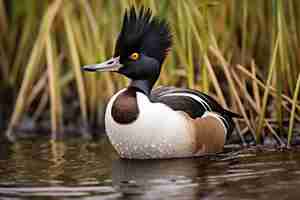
[[129, 52, 140, 61]]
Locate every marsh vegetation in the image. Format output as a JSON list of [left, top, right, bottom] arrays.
[[0, 0, 300, 146]]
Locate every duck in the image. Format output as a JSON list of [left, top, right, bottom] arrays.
[[82, 7, 241, 159]]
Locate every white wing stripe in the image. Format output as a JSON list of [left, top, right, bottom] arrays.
[[202, 111, 228, 136], [163, 93, 212, 111]]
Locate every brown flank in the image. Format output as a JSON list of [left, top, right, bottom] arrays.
[[189, 115, 226, 154]]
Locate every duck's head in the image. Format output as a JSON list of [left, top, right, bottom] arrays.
[[82, 7, 172, 95]]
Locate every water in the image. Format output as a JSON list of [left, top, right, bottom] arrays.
[[1, 136, 300, 200]]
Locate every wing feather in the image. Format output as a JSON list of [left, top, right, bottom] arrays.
[[151, 86, 240, 139]]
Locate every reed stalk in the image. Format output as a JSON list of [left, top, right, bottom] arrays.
[[63, 3, 88, 126], [6, 0, 62, 139], [256, 35, 279, 142], [288, 74, 300, 147], [46, 34, 62, 136]]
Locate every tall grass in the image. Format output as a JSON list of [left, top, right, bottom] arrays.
[[1, 0, 299, 145]]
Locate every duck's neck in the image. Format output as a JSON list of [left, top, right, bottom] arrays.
[[129, 79, 154, 97]]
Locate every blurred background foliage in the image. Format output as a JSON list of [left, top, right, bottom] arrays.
[[0, 0, 300, 145]]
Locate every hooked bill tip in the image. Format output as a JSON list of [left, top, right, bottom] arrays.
[[82, 65, 97, 72]]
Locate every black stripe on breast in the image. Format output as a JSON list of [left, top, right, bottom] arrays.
[[111, 87, 139, 124]]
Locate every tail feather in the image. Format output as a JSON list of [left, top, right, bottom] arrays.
[[224, 109, 242, 118]]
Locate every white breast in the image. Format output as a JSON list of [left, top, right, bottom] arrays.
[[105, 89, 195, 159]]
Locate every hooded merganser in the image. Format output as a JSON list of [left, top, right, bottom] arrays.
[[82, 7, 240, 159]]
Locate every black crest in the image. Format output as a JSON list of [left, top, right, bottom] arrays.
[[114, 7, 172, 64]]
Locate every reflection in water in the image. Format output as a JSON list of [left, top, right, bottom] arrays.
[[1, 137, 300, 199], [48, 140, 66, 183], [112, 158, 204, 198]]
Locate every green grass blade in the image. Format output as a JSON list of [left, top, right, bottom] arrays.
[[63, 4, 88, 126], [6, 0, 62, 139], [288, 74, 300, 147]]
